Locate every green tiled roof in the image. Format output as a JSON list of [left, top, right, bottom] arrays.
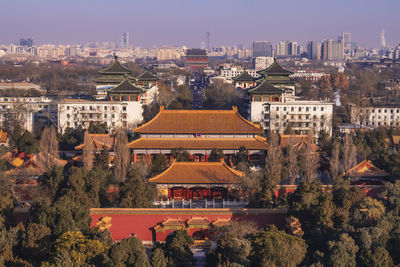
[[257, 61, 293, 76], [99, 57, 133, 75], [232, 70, 256, 82], [109, 78, 143, 94], [248, 80, 284, 95], [136, 70, 159, 81]]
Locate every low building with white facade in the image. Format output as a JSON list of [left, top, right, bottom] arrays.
[[248, 60, 333, 136], [350, 105, 400, 128], [262, 101, 333, 135], [220, 67, 260, 80]]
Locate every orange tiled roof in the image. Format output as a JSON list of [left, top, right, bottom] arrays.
[[0, 130, 8, 144], [347, 160, 389, 178], [187, 217, 210, 225], [75, 134, 115, 150], [128, 136, 268, 150], [134, 107, 263, 134], [149, 161, 244, 184], [211, 218, 231, 227]]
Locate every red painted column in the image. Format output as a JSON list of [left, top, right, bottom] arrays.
[[208, 186, 211, 200], [186, 186, 189, 200], [147, 154, 151, 164], [205, 154, 209, 162], [168, 186, 171, 200]]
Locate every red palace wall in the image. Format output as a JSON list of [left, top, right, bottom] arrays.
[[90, 208, 287, 243]]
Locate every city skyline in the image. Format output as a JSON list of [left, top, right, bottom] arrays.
[[1, 0, 399, 49]]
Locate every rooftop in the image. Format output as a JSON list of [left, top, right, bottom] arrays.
[[127, 136, 268, 150], [98, 56, 133, 75], [257, 61, 293, 76], [232, 70, 256, 82], [134, 107, 263, 134], [149, 161, 244, 184], [109, 77, 143, 94], [248, 80, 284, 95], [136, 70, 159, 81]]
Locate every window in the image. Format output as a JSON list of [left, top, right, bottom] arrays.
[[283, 107, 287, 111], [321, 107, 324, 111], [123, 107, 127, 112], [104, 106, 108, 110], [291, 107, 294, 111], [276, 115, 279, 119], [298, 107, 302, 112], [313, 107, 316, 111], [112, 106, 115, 111], [67, 114, 70, 119], [276, 107, 279, 111], [112, 114, 115, 119], [82, 106, 85, 110], [67, 106, 70, 110], [306, 107, 309, 112], [67, 122, 70, 127], [104, 114, 107, 118], [384, 109, 387, 113]]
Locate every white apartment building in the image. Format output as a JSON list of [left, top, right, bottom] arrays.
[[350, 105, 400, 128], [254, 57, 274, 71], [220, 67, 260, 80], [57, 100, 142, 134], [261, 101, 333, 136], [0, 96, 57, 133]]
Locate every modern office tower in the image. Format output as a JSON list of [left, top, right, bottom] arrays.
[[307, 41, 321, 60], [121, 32, 129, 49], [252, 41, 273, 57], [321, 39, 343, 61], [276, 41, 289, 56], [341, 32, 352, 52], [206, 32, 210, 51], [288, 42, 298, 55]]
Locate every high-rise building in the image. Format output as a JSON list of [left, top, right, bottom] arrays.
[[121, 32, 129, 49], [307, 41, 321, 60], [288, 42, 298, 56], [321, 39, 343, 61], [252, 41, 273, 57], [206, 32, 210, 51], [276, 41, 289, 56], [341, 32, 352, 52]]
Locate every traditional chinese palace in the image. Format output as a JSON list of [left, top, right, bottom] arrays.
[[128, 107, 268, 164], [149, 161, 244, 201]]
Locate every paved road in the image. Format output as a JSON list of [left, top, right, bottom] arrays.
[[190, 72, 207, 109], [192, 250, 206, 267]]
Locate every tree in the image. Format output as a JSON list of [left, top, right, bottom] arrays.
[[171, 147, 191, 162], [164, 230, 194, 267], [233, 146, 249, 166], [119, 166, 154, 208], [82, 131, 94, 171], [151, 154, 168, 175], [113, 130, 130, 182], [342, 134, 357, 176], [208, 148, 224, 162], [107, 237, 150, 267], [301, 132, 319, 183], [261, 133, 282, 202], [88, 122, 108, 134], [248, 226, 307, 267], [330, 141, 341, 181], [17, 130, 39, 154], [38, 126, 59, 170], [59, 126, 84, 151], [54, 231, 108, 266], [206, 233, 251, 267], [285, 136, 298, 185], [151, 248, 167, 267], [327, 233, 359, 267], [96, 145, 110, 170]]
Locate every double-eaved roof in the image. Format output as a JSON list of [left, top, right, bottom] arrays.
[[136, 70, 159, 81], [149, 161, 244, 184], [257, 61, 293, 76], [109, 77, 143, 94], [248, 80, 284, 95], [134, 107, 263, 134], [98, 56, 133, 75]]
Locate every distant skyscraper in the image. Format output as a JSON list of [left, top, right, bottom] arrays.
[[206, 32, 210, 51], [321, 39, 343, 61], [380, 29, 387, 48], [307, 41, 321, 60], [252, 41, 273, 57], [340, 32, 352, 52], [121, 32, 129, 49]]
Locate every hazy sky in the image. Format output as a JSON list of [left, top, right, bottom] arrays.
[[1, 0, 399, 48]]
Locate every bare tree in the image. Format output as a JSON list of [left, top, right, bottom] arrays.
[[303, 131, 319, 183], [82, 131, 94, 171], [329, 141, 340, 182], [342, 134, 357, 176], [113, 130, 130, 182], [286, 135, 298, 185], [38, 126, 59, 169], [262, 132, 282, 200]]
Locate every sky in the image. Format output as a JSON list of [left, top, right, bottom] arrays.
[[1, 0, 399, 49]]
